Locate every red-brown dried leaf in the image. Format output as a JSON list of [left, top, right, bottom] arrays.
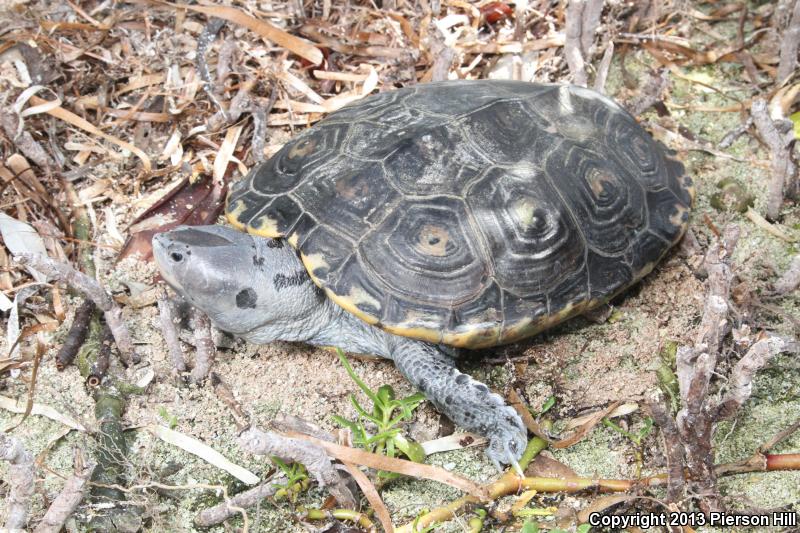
[[481, 2, 513, 24], [118, 176, 228, 262]]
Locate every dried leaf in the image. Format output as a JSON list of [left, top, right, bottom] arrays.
[[118, 175, 228, 261], [341, 461, 394, 532], [0, 213, 48, 282], [552, 401, 621, 449], [420, 433, 487, 455], [180, 4, 323, 65], [286, 432, 488, 499], [0, 394, 87, 431], [27, 94, 151, 173], [525, 454, 578, 479], [577, 495, 639, 523], [148, 424, 260, 485]]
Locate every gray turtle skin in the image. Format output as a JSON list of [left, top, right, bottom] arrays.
[[153, 225, 528, 471]]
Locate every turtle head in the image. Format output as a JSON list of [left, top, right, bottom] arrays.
[[152, 225, 321, 339]]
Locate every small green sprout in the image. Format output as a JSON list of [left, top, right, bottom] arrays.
[[270, 457, 310, 502], [522, 522, 591, 533], [539, 395, 557, 416], [603, 416, 654, 477], [332, 348, 426, 477], [157, 406, 178, 429]]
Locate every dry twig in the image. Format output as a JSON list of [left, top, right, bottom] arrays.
[[0, 434, 34, 531], [194, 481, 277, 528], [773, 254, 800, 295], [33, 449, 94, 533], [777, 0, 800, 83], [564, 0, 604, 86], [156, 287, 186, 374], [189, 309, 216, 384], [55, 298, 95, 371], [675, 225, 739, 511], [751, 99, 797, 220], [14, 253, 136, 363], [239, 426, 357, 508], [717, 334, 798, 420]]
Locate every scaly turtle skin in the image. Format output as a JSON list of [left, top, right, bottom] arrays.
[[226, 80, 694, 349], [154, 80, 693, 470]]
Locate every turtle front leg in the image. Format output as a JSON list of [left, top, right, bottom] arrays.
[[389, 338, 527, 473]]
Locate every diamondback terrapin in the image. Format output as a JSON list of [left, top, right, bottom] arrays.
[[153, 80, 694, 470]]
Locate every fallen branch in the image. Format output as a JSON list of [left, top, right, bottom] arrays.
[[647, 400, 684, 502], [239, 427, 357, 509], [675, 225, 739, 511], [14, 253, 136, 363], [194, 480, 278, 527], [777, 0, 800, 83], [156, 287, 186, 374], [716, 334, 797, 419], [33, 448, 94, 533], [773, 254, 800, 295], [593, 41, 614, 93], [86, 322, 113, 387], [0, 434, 34, 531], [55, 298, 95, 371], [564, 0, 603, 86], [210, 372, 250, 431], [189, 309, 216, 384], [751, 99, 797, 220]]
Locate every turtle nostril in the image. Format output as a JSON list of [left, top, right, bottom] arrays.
[[170, 252, 184, 263]]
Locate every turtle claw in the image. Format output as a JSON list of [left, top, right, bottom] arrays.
[[505, 442, 524, 477]]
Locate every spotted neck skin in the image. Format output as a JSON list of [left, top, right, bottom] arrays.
[[152, 224, 527, 469]]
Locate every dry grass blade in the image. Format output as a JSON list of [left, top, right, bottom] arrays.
[[340, 460, 394, 533], [26, 95, 151, 173], [148, 425, 260, 485], [286, 432, 488, 499], [175, 3, 323, 65], [0, 395, 87, 431], [552, 401, 621, 449]]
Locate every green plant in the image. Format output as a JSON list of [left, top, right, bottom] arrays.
[[603, 416, 654, 477], [270, 457, 310, 502], [522, 522, 591, 533], [332, 348, 426, 476], [157, 406, 178, 429]]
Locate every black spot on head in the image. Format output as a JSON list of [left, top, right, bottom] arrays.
[[267, 239, 284, 248], [273, 270, 308, 290], [253, 255, 265, 267], [236, 288, 258, 309]]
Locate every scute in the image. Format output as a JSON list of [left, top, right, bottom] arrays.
[[225, 80, 694, 349]]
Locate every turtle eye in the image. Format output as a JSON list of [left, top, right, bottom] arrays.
[[169, 252, 184, 263]]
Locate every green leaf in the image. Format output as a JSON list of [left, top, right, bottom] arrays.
[[521, 521, 540, 533], [540, 396, 556, 414], [576, 524, 592, 533], [377, 384, 395, 404], [393, 433, 427, 463], [790, 111, 800, 139], [337, 348, 380, 405]]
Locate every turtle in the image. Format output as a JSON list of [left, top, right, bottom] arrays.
[[152, 80, 694, 472]]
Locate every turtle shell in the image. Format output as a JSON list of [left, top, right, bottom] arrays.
[[226, 80, 694, 349]]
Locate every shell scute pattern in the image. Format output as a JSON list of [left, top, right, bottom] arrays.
[[226, 80, 693, 349]]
